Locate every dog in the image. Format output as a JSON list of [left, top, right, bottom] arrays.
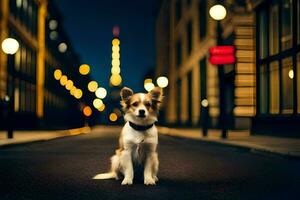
[[93, 87, 163, 185]]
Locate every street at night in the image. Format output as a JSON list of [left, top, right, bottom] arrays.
[[0, 127, 299, 200]]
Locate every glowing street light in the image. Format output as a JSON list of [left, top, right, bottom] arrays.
[[88, 81, 98, 92], [156, 76, 169, 88], [1, 38, 19, 55], [54, 69, 62, 80], [209, 4, 227, 20], [79, 64, 90, 75], [83, 106, 92, 117], [95, 87, 107, 99], [93, 98, 103, 109]]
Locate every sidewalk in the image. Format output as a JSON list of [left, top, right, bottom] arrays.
[[0, 126, 91, 148], [158, 127, 300, 159]]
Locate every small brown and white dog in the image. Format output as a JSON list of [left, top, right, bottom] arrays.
[[93, 87, 163, 185]]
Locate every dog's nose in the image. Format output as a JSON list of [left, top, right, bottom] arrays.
[[139, 109, 145, 115]]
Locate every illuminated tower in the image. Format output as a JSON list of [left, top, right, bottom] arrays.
[[110, 26, 122, 87]]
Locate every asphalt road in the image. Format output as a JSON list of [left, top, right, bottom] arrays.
[[0, 127, 300, 200]]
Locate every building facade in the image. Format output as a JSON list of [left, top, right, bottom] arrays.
[[0, 0, 93, 129], [156, 0, 300, 137]]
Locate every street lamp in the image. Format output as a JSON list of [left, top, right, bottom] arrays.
[[209, 4, 227, 138], [1, 37, 20, 139]]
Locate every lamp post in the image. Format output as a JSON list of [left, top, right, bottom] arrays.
[[1, 38, 20, 139], [209, 4, 227, 138]]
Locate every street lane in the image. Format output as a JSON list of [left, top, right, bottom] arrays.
[[0, 127, 299, 200]]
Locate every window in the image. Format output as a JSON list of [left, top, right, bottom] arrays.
[[176, 39, 182, 68], [175, 0, 181, 22], [282, 57, 293, 113], [187, 21, 193, 55], [269, 3, 279, 55], [269, 61, 279, 114], [258, 9, 267, 59], [281, 0, 292, 50], [260, 64, 268, 114], [198, 0, 207, 40]]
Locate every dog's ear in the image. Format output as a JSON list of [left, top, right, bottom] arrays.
[[120, 87, 133, 110], [120, 87, 133, 101], [150, 87, 163, 110]]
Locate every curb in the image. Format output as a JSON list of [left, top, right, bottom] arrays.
[[159, 131, 300, 161], [0, 126, 91, 149]]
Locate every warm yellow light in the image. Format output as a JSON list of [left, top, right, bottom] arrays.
[[79, 64, 90, 75], [112, 59, 120, 67], [1, 38, 19, 55], [54, 69, 62, 80], [111, 66, 121, 74], [70, 86, 77, 95], [98, 103, 105, 112], [112, 45, 120, 52], [156, 76, 169, 88], [112, 52, 120, 59], [144, 82, 155, 92], [58, 42, 67, 53], [112, 38, 120, 46], [95, 87, 107, 99], [83, 106, 92, 117], [209, 4, 227, 20], [60, 75, 68, 86], [201, 99, 209, 107], [65, 80, 73, 90], [109, 113, 118, 122], [110, 74, 122, 86], [93, 98, 103, 109], [74, 89, 83, 99], [144, 78, 152, 84], [289, 69, 294, 79], [88, 81, 98, 92]]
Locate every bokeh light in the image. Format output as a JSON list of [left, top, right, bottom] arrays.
[[54, 69, 62, 80], [88, 81, 98, 92], [109, 113, 118, 122], [111, 66, 121, 74], [156, 76, 169, 88], [65, 80, 73, 90], [144, 82, 155, 92], [95, 87, 107, 99], [79, 64, 90, 75], [60, 75, 68, 86], [93, 98, 103, 109], [74, 89, 83, 99], [70, 86, 77, 96], [112, 38, 120, 46], [98, 103, 105, 112], [209, 4, 227, 20], [83, 106, 92, 117], [110, 74, 122, 86]]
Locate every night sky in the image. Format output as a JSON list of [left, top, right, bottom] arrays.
[[55, 0, 159, 92]]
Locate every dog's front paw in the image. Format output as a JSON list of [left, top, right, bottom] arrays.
[[121, 178, 133, 185], [153, 176, 158, 182], [144, 177, 156, 185]]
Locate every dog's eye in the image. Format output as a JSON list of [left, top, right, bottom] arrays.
[[145, 102, 151, 107], [132, 102, 138, 107]]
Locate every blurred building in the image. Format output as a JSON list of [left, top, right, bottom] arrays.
[[0, 0, 94, 129], [156, 0, 300, 137]]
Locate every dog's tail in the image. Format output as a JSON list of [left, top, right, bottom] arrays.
[[93, 172, 116, 180]]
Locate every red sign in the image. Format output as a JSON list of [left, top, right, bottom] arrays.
[[209, 46, 236, 65]]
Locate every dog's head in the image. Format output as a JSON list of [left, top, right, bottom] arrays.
[[120, 87, 163, 125]]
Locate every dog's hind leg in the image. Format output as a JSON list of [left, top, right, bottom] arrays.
[[111, 154, 120, 180]]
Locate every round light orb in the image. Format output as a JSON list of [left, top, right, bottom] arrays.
[[110, 74, 122, 86], [156, 76, 169, 88], [83, 106, 92, 117], [49, 31, 58, 40], [112, 59, 120, 67], [144, 82, 155, 92], [98, 103, 105, 112], [112, 38, 120, 46], [201, 99, 209, 107], [93, 98, 103, 109], [1, 38, 19, 55], [49, 19, 58, 30], [54, 69, 62, 80], [95, 87, 107, 99], [112, 52, 120, 59], [209, 4, 227, 20], [58, 42, 67, 53], [112, 45, 120, 52], [111, 66, 121, 74], [60, 75, 68, 86], [74, 89, 83, 99], [88, 81, 98, 92], [144, 78, 152, 84], [79, 64, 90, 75], [109, 113, 118, 122], [288, 69, 294, 79], [65, 80, 73, 90], [70, 86, 77, 95]]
